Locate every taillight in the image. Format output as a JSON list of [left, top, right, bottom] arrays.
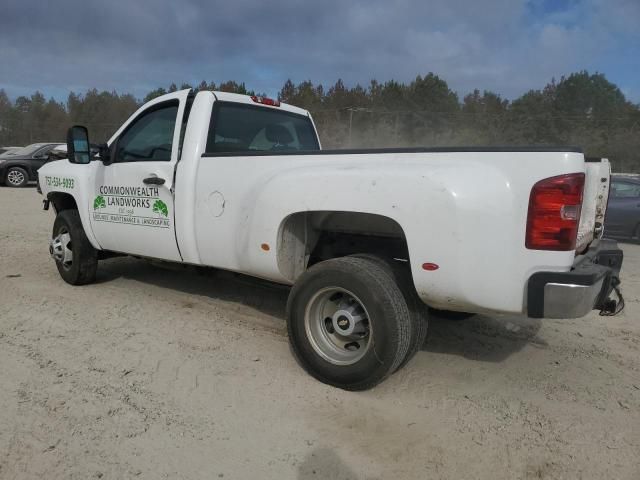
[[526, 173, 585, 251], [250, 95, 280, 107]]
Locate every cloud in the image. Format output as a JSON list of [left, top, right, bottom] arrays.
[[0, 0, 637, 102]]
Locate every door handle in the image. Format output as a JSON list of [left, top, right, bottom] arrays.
[[143, 176, 166, 185]]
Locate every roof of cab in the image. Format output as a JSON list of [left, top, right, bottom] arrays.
[[143, 89, 311, 118], [208, 91, 310, 117]]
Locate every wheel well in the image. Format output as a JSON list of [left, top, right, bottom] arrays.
[[48, 192, 78, 213], [277, 211, 410, 282]]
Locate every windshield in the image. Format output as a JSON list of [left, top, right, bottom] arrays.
[[206, 102, 319, 154]]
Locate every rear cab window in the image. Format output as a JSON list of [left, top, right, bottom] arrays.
[[206, 102, 319, 154]]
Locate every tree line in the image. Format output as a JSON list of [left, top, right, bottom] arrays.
[[0, 71, 638, 172]]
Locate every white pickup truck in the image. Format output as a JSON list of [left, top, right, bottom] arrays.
[[38, 89, 624, 390]]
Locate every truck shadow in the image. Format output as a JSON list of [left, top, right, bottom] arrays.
[[422, 313, 543, 362], [97, 257, 290, 320], [98, 258, 543, 363]]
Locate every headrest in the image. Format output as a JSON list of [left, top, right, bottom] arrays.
[[265, 124, 294, 144]]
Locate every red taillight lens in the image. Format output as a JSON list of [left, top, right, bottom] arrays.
[[250, 95, 280, 107], [526, 173, 585, 251]]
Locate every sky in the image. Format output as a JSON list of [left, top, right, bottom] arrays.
[[0, 0, 638, 103]]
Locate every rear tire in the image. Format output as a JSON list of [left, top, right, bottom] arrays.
[[352, 254, 428, 371], [287, 256, 412, 390], [5, 167, 28, 187], [51, 210, 98, 285]]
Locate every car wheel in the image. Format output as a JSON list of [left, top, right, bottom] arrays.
[[352, 254, 428, 371], [51, 210, 98, 285], [5, 167, 29, 187], [287, 256, 412, 390]]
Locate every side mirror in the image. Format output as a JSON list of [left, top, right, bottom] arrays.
[[66, 125, 91, 164]]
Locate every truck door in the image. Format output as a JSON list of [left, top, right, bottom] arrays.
[[605, 179, 640, 239], [89, 94, 188, 261]]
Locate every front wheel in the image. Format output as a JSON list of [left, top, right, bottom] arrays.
[[5, 167, 29, 187], [286, 256, 412, 390], [51, 210, 98, 285]]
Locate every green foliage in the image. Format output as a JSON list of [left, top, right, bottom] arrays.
[[0, 71, 637, 172], [144, 88, 167, 103]]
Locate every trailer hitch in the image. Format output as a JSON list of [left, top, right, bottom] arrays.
[[599, 276, 624, 316]]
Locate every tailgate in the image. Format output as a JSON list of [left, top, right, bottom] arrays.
[[577, 158, 611, 252]]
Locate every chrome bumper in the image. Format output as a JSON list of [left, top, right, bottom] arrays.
[[543, 278, 605, 318], [527, 239, 623, 319]]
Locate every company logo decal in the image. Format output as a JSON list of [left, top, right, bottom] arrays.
[[152, 199, 169, 217], [93, 195, 106, 209], [91, 185, 170, 228]]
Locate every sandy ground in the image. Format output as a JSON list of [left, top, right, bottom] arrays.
[[0, 187, 639, 480]]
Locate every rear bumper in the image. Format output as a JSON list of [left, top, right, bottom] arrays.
[[527, 239, 623, 318]]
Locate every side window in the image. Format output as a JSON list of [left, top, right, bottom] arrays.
[[611, 181, 640, 198], [34, 145, 55, 158], [115, 102, 179, 163]]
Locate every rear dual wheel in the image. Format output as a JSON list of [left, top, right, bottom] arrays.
[[352, 254, 428, 371], [286, 255, 426, 391]]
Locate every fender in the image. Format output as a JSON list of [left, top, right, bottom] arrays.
[[38, 160, 102, 250], [237, 159, 482, 298]]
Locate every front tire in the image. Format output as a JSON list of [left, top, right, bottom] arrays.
[[287, 256, 412, 391], [5, 167, 29, 187], [51, 210, 98, 285]]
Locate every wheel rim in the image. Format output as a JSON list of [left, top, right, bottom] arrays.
[[7, 170, 25, 186], [304, 287, 372, 365], [50, 228, 73, 270]]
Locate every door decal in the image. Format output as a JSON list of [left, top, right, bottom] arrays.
[[92, 185, 170, 229]]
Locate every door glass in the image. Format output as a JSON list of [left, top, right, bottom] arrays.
[[115, 102, 178, 162], [35, 145, 55, 158], [611, 181, 640, 198]]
